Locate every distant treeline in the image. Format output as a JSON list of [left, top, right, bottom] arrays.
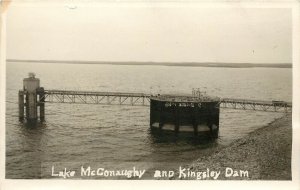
[[7, 59, 292, 68]]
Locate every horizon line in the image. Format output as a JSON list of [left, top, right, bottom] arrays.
[[6, 59, 292, 68]]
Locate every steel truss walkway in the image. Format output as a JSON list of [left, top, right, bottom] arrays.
[[43, 90, 151, 106], [40, 90, 292, 112]]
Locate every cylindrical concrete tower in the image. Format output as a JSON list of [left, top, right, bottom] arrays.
[[23, 72, 40, 122], [150, 94, 220, 138]]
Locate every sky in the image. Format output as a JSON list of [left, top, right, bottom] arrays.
[[6, 2, 292, 63]]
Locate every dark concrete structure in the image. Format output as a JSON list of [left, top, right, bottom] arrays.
[[18, 73, 45, 123], [150, 95, 220, 137]]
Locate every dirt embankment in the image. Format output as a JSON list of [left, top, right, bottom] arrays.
[[185, 114, 292, 180]]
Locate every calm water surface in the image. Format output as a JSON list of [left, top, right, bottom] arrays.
[[5, 62, 292, 179]]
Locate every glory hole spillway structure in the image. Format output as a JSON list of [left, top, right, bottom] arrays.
[[150, 94, 220, 137], [17, 73, 292, 138]]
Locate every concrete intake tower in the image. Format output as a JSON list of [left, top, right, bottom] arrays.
[[149, 91, 220, 137]]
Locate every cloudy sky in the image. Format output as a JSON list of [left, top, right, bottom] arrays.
[[7, 2, 292, 63]]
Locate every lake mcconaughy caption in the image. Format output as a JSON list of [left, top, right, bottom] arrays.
[[51, 166, 249, 179]]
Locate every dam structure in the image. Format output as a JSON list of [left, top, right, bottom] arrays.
[[17, 73, 292, 137]]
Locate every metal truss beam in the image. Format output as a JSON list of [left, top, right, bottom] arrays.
[[39, 90, 292, 112], [219, 98, 292, 113], [42, 90, 151, 106]]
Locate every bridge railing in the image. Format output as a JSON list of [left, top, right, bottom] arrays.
[[44, 90, 151, 97], [40, 90, 292, 112], [219, 98, 292, 112], [42, 90, 151, 106]]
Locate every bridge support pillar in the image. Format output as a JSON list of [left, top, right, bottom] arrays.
[[20, 73, 45, 123], [174, 103, 179, 134], [159, 102, 165, 130], [18, 90, 24, 121], [193, 103, 199, 136], [38, 87, 45, 122]]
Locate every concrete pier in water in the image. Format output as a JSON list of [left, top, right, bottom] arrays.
[[18, 73, 45, 123]]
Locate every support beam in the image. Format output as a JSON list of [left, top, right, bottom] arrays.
[[174, 103, 179, 134], [38, 87, 45, 122], [18, 90, 24, 122], [159, 102, 164, 130], [193, 103, 199, 136]]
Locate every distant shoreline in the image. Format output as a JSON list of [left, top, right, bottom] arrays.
[[7, 59, 292, 68]]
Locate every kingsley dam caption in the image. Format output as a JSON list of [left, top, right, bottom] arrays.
[[51, 166, 249, 179]]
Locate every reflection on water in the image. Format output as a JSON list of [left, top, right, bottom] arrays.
[[149, 129, 216, 145]]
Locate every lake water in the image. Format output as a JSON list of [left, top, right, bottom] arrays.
[[5, 62, 292, 179]]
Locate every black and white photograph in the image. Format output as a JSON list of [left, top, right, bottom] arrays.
[[1, 0, 299, 189]]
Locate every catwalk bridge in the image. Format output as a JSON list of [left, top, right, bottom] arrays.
[[40, 90, 292, 113], [17, 73, 292, 138]]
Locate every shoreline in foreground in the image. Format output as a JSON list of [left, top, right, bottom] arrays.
[[179, 113, 292, 180]]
